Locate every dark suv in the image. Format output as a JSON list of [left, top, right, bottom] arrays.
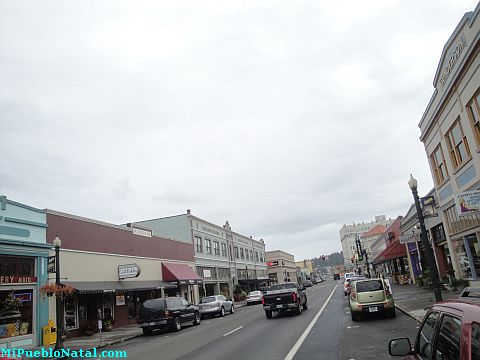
[[138, 297, 201, 335], [389, 287, 480, 359]]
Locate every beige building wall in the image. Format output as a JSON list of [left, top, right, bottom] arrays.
[[266, 250, 296, 283]]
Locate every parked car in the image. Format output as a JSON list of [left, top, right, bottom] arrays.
[[138, 297, 201, 335], [246, 291, 263, 305], [349, 278, 395, 321], [389, 287, 480, 359], [301, 279, 313, 287], [343, 272, 356, 283], [198, 295, 234, 318], [262, 282, 307, 319], [344, 275, 366, 296]]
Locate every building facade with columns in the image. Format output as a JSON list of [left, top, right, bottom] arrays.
[[419, 2, 480, 281]]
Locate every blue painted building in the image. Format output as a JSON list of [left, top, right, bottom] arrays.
[[0, 196, 50, 349]]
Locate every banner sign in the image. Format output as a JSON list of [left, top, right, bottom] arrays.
[[399, 233, 420, 244], [454, 190, 480, 216]]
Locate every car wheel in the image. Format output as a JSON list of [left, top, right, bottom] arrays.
[[388, 308, 396, 318], [172, 317, 181, 331], [302, 301, 308, 310], [220, 307, 225, 317], [230, 305, 234, 314], [193, 311, 201, 325], [297, 302, 303, 315], [351, 312, 359, 321], [265, 310, 272, 319], [142, 327, 153, 336]]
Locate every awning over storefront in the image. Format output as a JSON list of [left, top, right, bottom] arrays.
[[162, 263, 202, 285], [372, 242, 407, 265], [64, 280, 176, 294]]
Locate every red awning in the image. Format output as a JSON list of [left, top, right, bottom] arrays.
[[162, 263, 202, 285], [372, 242, 407, 265]]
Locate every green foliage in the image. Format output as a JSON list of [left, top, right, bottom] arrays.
[[311, 252, 344, 268], [233, 285, 243, 295], [0, 293, 21, 314]]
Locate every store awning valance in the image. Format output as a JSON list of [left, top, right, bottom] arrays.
[[64, 280, 177, 294], [162, 263, 202, 285]]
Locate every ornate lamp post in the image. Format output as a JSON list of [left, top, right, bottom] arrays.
[[408, 175, 443, 302], [53, 236, 64, 350]]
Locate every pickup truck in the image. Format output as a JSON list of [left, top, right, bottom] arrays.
[[262, 282, 307, 318]]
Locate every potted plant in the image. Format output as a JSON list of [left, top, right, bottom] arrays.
[[39, 283, 76, 299], [0, 293, 22, 321], [103, 320, 113, 332]]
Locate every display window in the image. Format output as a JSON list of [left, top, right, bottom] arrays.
[[64, 296, 78, 330], [0, 289, 33, 339]]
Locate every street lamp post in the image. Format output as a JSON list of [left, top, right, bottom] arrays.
[[355, 235, 371, 278], [53, 236, 64, 350], [408, 174, 443, 302]]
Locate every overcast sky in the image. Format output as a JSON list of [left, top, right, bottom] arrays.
[[1, 0, 478, 261]]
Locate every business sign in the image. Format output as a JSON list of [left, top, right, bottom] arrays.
[[132, 227, 152, 237], [14, 293, 32, 302], [118, 264, 141, 279], [116, 295, 126, 306], [399, 233, 420, 244], [203, 269, 212, 278], [0, 276, 37, 285], [454, 190, 480, 216]]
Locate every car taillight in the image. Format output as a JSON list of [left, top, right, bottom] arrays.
[[351, 291, 357, 300], [165, 310, 171, 318], [261, 297, 265, 305], [292, 292, 298, 303]]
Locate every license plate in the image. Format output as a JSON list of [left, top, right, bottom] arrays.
[[276, 304, 283, 309], [368, 307, 378, 312]]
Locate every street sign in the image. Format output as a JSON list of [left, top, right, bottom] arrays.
[[47, 256, 56, 274]]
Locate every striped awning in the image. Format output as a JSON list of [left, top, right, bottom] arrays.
[[64, 280, 176, 294]]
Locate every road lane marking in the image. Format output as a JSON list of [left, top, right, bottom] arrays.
[[284, 285, 338, 360], [223, 326, 243, 337]]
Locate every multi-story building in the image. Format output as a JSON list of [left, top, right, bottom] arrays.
[[266, 250, 296, 284], [419, 2, 480, 281], [340, 215, 394, 266], [132, 210, 269, 299], [0, 196, 50, 349]]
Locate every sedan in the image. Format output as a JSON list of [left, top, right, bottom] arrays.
[[246, 291, 263, 305], [198, 295, 234, 318]]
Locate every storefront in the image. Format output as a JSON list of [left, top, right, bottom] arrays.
[[0, 196, 50, 349], [373, 242, 410, 284], [161, 263, 202, 302]]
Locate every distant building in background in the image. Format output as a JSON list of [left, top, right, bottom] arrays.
[[266, 250, 296, 283], [339, 215, 394, 266]]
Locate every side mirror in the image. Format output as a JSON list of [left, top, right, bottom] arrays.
[[389, 338, 413, 356]]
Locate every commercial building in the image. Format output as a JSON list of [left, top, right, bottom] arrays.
[[266, 250, 296, 283], [46, 209, 200, 338], [132, 211, 269, 299], [0, 196, 50, 349], [340, 215, 394, 266], [419, 2, 480, 281]]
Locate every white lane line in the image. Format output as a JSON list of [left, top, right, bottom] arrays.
[[284, 285, 338, 360], [223, 326, 244, 337]]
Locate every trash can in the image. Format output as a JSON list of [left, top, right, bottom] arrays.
[[42, 320, 56, 346]]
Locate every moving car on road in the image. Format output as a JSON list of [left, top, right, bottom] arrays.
[[389, 287, 480, 359], [349, 278, 395, 321], [262, 282, 307, 319], [198, 295, 234, 318], [246, 290, 263, 305], [138, 297, 201, 335]]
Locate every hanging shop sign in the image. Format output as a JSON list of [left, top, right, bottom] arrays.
[[118, 264, 141, 280]]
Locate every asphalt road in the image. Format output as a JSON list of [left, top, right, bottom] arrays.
[[87, 280, 420, 360]]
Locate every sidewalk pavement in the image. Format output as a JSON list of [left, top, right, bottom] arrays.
[[12, 301, 248, 359], [392, 279, 480, 323]]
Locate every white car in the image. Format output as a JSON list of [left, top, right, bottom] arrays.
[[343, 272, 356, 283], [246, 291, 263, 305]]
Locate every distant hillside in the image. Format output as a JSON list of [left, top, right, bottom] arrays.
[[311, 251, 344, 268]]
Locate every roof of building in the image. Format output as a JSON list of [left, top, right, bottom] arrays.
[[362, 225, 386, 238]]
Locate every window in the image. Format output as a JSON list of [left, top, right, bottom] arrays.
[[0, 256, 35, 276], [213, 241, 220, 256], [0, 290, 33, 339], [64, 296, 78, 330], [434, 315, 461, 360], [221, 243, 227, 257], [415, 312, 439, 360], [205, 239, 212, 254], [195, 236, 203, 253], [250, 250, 253, 260], [445, 119, 471, 169], [245, 249, 249, 260], [255, 252, 259, 262], [126, 293, 137, 318], [466, 91, 480, 147], [260, 253, 264, 262], [430, 145, 448, 185], [240, 248, 244, 260], [472, 323, 480, 360], [234, 247, 239, 259]]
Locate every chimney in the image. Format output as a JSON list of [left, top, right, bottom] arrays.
[[186, 209, 191, 214]]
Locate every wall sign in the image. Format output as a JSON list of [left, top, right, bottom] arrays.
[[132, 227, 152, 237], [116, 295, 126, 306], [0, 276, 37, 285], [455, 190, 480, 216], [118, 264, 141, 279]]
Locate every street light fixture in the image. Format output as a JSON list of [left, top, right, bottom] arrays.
[[408, 174, 443, 302], [53, 236, 64, 350]]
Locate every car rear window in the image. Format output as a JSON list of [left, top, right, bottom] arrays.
[[141, 299, 165, 311], [200, 296, 216, 303], [356, 280, 384, 293], [270, 283, 297, 291]]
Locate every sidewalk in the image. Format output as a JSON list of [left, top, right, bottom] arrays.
[[392, 280, 480, 323], [12, 302, 248, 359]]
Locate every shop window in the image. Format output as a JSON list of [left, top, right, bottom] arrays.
[[445, 118, 471, 169], [64, 296, 78, 330], [466, 90, 480, 148], [0, 290, 33, 339], [430, 145, 448, 185], [126, 293, 136, 318]]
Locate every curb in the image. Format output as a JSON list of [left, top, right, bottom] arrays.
[[395, 304, 423, 324]]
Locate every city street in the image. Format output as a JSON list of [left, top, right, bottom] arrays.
[[83, 280, 419, 360]]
